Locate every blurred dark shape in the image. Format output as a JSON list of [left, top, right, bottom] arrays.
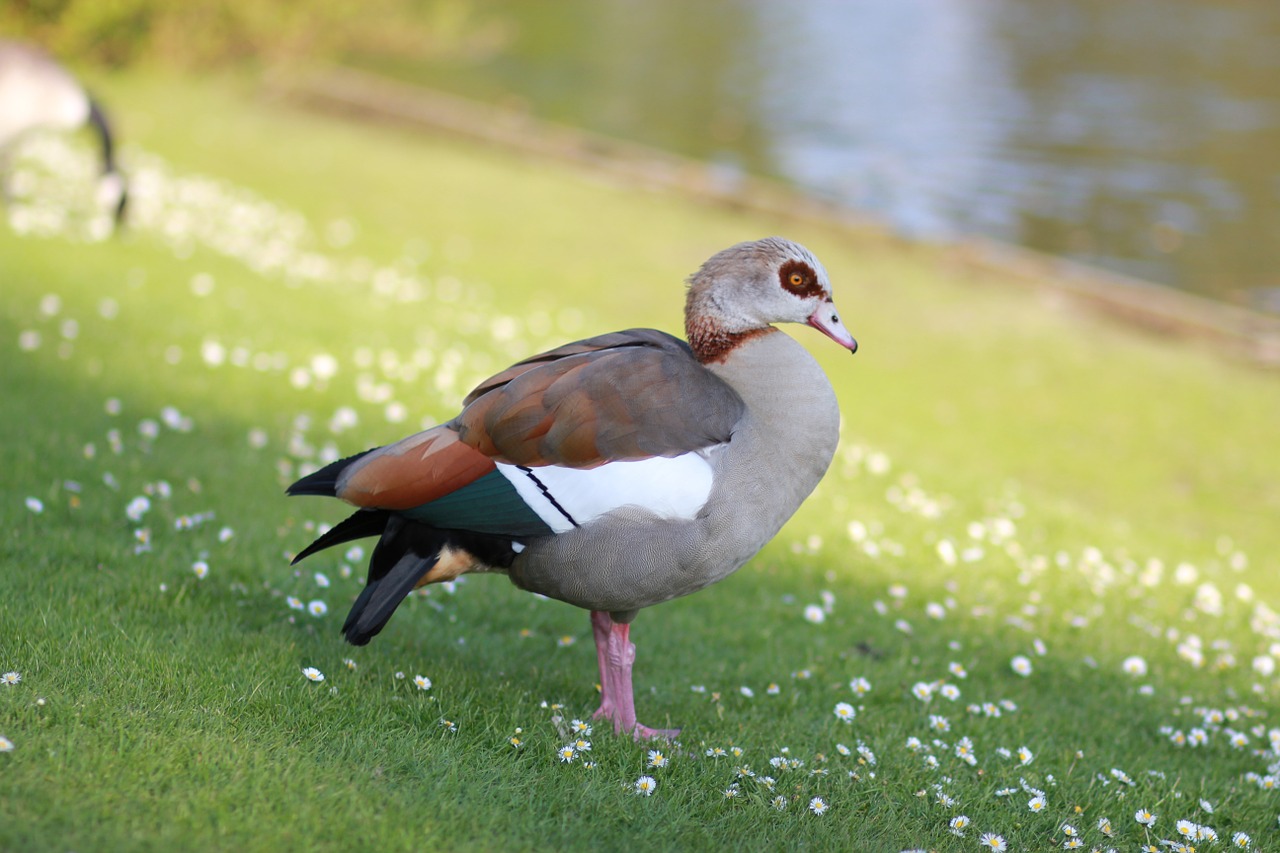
[[0, 39, 127, 225]]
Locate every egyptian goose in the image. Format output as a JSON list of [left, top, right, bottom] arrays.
[[0, 40, 127, 224], [289, 237, 857, 738]]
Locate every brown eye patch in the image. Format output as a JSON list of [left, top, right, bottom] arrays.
[[778, 259, 823, 298]]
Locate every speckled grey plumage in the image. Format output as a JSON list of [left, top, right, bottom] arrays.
[[509, 328, 840, 619]]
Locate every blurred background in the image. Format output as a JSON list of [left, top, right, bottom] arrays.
[[6, 0, 1280, 313]]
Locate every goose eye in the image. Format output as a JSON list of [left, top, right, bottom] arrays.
[[789, 272, 805, 287]]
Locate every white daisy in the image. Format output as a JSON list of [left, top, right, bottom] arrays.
[[557, 745, 577, 763], [647, 749, 668, 768], [125, 496, 151, 522], [414, 674, 431, 690], [308, 600, 327, 617], [1122, 655, 1148, 676], [302, 667, 325, 682], [1134, 808, 1156, 826], [1110, 767, 1134, 785], [834, 702, 856, 722], [1010, 655, 1033, 676], [808, 797, 829, 815], [0, 735, 13, 752], [1, 672, 20, 686], [978, 832, 1007, 851], [634, 775, 657, 796]]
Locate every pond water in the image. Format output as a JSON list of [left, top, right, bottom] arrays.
[[359, 0, 1280, 311]]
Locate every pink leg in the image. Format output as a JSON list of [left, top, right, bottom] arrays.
[[589, 611, 680, 740], [590, 611, 616, 722]]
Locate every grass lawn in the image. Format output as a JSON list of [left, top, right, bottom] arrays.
[[2, 70, 1279, 852]]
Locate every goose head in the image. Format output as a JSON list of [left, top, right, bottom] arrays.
[[685, 237, 857, 361]]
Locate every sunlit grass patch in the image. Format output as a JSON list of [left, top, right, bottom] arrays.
[[2, 71, 1279, 851]]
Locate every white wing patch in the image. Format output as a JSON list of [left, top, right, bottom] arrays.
[[495, 453, 715, 534]]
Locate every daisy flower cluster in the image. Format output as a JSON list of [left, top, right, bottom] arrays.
[[7, 131, 1280, 852]]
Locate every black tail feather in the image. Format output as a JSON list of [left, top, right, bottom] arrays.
[[292, 509, 391, 565], [341, 517, 447, 646], [341, 551, 438, 645], [286, 448, 378, 497]]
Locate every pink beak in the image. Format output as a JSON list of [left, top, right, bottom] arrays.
[[807, 302, 858, 353]]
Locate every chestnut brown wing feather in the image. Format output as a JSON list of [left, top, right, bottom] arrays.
[[462, 329, 689, 405], [335, 427, 497, 509], [455, 329, 744, 468]]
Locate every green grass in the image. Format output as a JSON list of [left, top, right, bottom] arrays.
[[2, 70, 1279, 852]]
